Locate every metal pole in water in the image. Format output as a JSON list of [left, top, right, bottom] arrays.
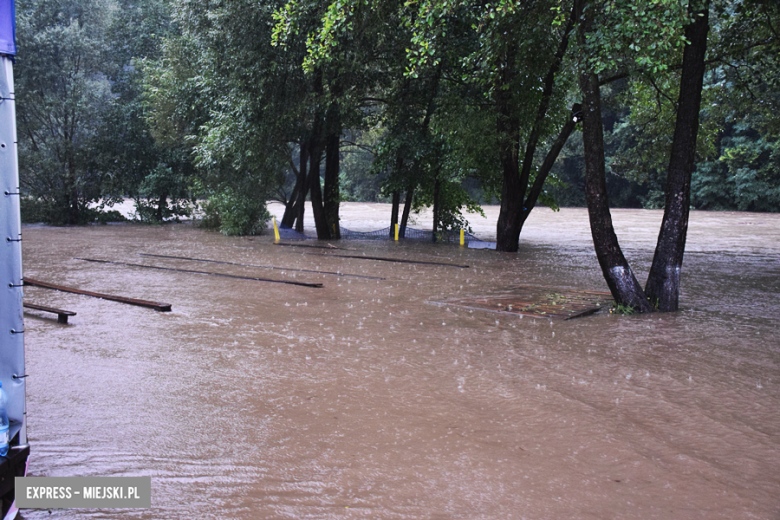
[[273, 217, 280, 243]]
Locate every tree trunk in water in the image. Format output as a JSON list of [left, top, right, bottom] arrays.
[[495, 137, 522, 251], [644, 0, 710, 311], [323, 102, 341, 239], [308, 69, 330, 240], [577, 0, 653, 312], [431, 177, 441, 243], [400, 187, 414, 238], [308, 122, 330, 240], [494, 46, 523, 253], [281, 182, 298, 227], [323, 135, 341, 238], [390, 191, 400, 238], [294, 141, 309, 233], [496, 9, 574, 252], [155, 191, 168, 222]]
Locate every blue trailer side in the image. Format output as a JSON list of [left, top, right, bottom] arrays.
[[0, 1, 29, 517]]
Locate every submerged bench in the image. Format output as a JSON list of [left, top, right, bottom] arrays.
[[23, 302, 77, 324]]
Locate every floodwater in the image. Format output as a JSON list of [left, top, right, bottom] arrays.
[[19, 204, 780, 519]]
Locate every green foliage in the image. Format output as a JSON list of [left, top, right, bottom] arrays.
[[95, 0, 187, 210], [15, 0, 116, 224], [692, 119, 780, 211], [415, 179, 485, 235], [149, 0, 311, 229], [579, 0, 691, 76], [610, 303, 638, 315], [339, 129, 387, 202], [16, 0, 778, 231], [198, 187, 271, 236], [133, 164, 193, 222], [15, 0, 194, 225]]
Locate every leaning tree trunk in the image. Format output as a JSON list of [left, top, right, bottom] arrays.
[[496, 9, 574, 252], [400, 186, 414, 238], [283, 143, 308, 228], [281, 182, 299, 227], [645, 0, 710, 311], [517, 114, 578, 236], [577, 0, 653, 312]]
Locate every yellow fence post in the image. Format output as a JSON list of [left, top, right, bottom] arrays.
[[460, 229, 465, 247], [273, 217, 280, 243], [394, 223, 399, 241]]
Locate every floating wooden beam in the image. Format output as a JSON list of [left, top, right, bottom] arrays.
[[76, 258, 323, 288], [23, 302, 77, 324], [139, 253, 384, 280], [273, 242, 352, 250], [308, 252, 469, 269], [24, 278, 172, 311]]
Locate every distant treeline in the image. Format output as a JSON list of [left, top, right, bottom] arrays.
[[14, 0, 779, 236]]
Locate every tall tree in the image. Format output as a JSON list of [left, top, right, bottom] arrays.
[[494, 3, 577, 251], [574, 0, 719, 311], [645, 0, 711, 311], [147, 0, 306, 235], [575, 0, 654, 312], [97, 0, 193, 222], [16, 0, 115, 224]]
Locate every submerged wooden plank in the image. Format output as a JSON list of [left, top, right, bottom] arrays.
[[273, 242, 352, 250], [77, 258, 324, 288], [24, 278, 172, 312], [309, 252, 470, 269], [23, 302, 77, 323], [139, 253, 384, 280], [434, 286, 614, 320]]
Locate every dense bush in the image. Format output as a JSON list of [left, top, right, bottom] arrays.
[[198, 188, 270, 236]]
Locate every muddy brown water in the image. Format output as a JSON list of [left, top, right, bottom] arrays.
[[18, 205, 780, 519]]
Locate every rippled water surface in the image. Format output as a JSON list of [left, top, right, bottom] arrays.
[[19, 206, 780, 519]]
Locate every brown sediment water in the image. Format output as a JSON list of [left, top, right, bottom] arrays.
[[20, 205, 780, 519]]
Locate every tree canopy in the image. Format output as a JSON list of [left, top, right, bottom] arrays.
[[13, 0, 779, 249]]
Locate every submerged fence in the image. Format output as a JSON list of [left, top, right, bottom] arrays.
[[278, 223, 479, 244]]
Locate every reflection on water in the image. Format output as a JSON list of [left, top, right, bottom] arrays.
[[19, 207, 780, 519]]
